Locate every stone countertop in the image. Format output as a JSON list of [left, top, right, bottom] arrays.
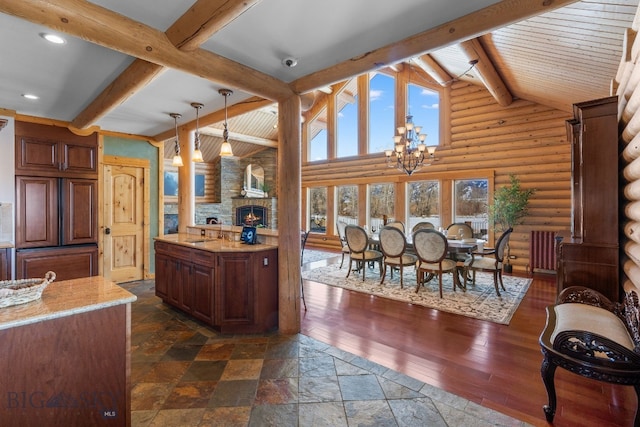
[[0, 276, 136, 330], [155, 233, 278, 252], [0, 241, 13, 249]]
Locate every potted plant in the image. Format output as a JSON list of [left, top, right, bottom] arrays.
[[489, 174, 535, 273], [260, 183, 271, 198]]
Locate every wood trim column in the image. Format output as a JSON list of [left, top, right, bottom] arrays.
[[177, 126, 195, 232], [278, 95, 301, 334]]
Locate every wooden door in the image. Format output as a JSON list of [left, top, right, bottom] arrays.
[[103, 164, 145, 283]]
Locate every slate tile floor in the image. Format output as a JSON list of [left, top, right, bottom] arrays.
[[124, 280, 530, 426]]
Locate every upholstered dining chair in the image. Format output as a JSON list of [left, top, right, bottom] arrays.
[[463, 227, 513, 296], [378, 225, 418, 288], [344, 224, 383, 281], [336, 221, 351, 269], [412, 228, 458, 298], [446, 222, 474, 239], [411, 221, 435, 233], [386, 220, 406, 234]]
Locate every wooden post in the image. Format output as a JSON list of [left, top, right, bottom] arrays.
[[278, 95, 301, 333], [177, 126, 195, 232]]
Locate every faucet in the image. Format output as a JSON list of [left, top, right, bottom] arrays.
[[217, 220, 224, 239]]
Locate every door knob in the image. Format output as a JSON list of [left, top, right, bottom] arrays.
[[105, 227, 111, 235]]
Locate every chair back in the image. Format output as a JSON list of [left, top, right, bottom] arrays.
[[345, 225, 369, 253], [447, 222, 473, 239], [411, 221, 435, 233], [495, 228, 513, 262], [336, 221, 349, 249], [301, 230, 310, 252], [386, 220, 405, 234], [378, 226, 407, 258], [412, 229, 448, 263]]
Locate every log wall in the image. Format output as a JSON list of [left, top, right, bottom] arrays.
[[302, 81, 573, 273], [616, 11, 640, 294]]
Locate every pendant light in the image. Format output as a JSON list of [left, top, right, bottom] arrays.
[[219, 88, 234, 157], [191, 102, 204, 162], [169, 113, 183, 167]]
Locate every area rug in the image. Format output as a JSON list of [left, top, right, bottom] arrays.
[[302, 249, 341, 264], [302, 264, 532, 325]]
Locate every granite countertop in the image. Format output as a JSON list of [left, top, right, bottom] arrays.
[[155, 233, 278, 252], [0, 276, 137, 330]]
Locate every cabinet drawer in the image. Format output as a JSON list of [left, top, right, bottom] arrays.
[[192, 249, 215, 267]]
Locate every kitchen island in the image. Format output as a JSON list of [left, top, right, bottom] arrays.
[[0, 275, 136, 426], [154, 234, 278, 334]]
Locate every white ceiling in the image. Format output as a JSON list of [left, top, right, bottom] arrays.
[[0, 0, 637, 143]]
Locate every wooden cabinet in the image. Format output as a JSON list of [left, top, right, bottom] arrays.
[[154, 241, 277, 333], [0, 248, 11, 280], [15, 176, 97, 248], [557, 96, 620, 301], [15, 121, 97, 178], [15, 245, 98, 281]]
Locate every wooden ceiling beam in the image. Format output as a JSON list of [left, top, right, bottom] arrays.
[[290, 0, 578, 94], [0, 0, 293, 106], [459, 38, 513, 107], [412, 55, 453, 87], [71, 0, 260, 130]]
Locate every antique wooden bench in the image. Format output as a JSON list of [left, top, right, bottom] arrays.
[[539, 285, 640, 426]]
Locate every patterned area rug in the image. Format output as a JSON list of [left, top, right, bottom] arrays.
[[302, 264, 532, 325], [302, 249, 341, 264]]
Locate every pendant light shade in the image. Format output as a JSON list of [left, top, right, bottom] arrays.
[[191, 102, 204, 162], [170, 113, 183, 167], [219, 88, 234, 157]]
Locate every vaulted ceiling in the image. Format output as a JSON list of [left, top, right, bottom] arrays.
[[0, 0, 637, 161]]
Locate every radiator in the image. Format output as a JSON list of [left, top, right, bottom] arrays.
[[528, 230, 557, 273]]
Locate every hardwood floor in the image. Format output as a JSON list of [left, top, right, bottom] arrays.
[[300, 257, 637, 427]]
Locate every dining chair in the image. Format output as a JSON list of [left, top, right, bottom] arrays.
[[412, 228, 458, 298], [386, 220, 406, 234], [300, 229, 310, 310], [344, 224, 383, 281], [411, 221, 435, 233], [446, 222, 474, 239], [378, 225, 418, 288], [336, 221, 351, 269], [463, 227, 513, 296]]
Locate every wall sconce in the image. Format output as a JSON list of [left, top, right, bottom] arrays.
[[170, 113, 183, 167], [191, 102, 204, 162], [219, 89, 234, 157]]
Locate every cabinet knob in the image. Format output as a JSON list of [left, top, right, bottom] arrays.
[[105, 227, 111, 235]]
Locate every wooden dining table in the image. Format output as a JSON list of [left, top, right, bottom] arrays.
[[368, 233, 477, 289]]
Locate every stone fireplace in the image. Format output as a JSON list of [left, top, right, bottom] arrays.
[[232, 197, 277, 229]]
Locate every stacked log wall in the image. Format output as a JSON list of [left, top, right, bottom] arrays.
[[302, 81, 573, 273], [616, 10, 640, 294]]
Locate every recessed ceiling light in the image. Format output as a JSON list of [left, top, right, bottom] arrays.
[[22, 94, 39, 100], [40, 33, 66, 44]]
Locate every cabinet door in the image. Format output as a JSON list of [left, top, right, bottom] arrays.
[[192, 263, 214, 324], [154, 251, 170, 299], [61, 141, 97, 175], [15, 176, 59, 248], [16, 245, 98, 280], [0, 248, 11, 281], [15, 136, 60, 174], [177, 261, 193, 312], [61, 178, 98, 245], [216, 252, 253, 326]]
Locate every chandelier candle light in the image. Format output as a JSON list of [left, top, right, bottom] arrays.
[[385, 114, 436, 176]]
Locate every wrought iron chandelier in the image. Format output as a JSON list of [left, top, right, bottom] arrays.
[[384, 114, 436, 176]]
